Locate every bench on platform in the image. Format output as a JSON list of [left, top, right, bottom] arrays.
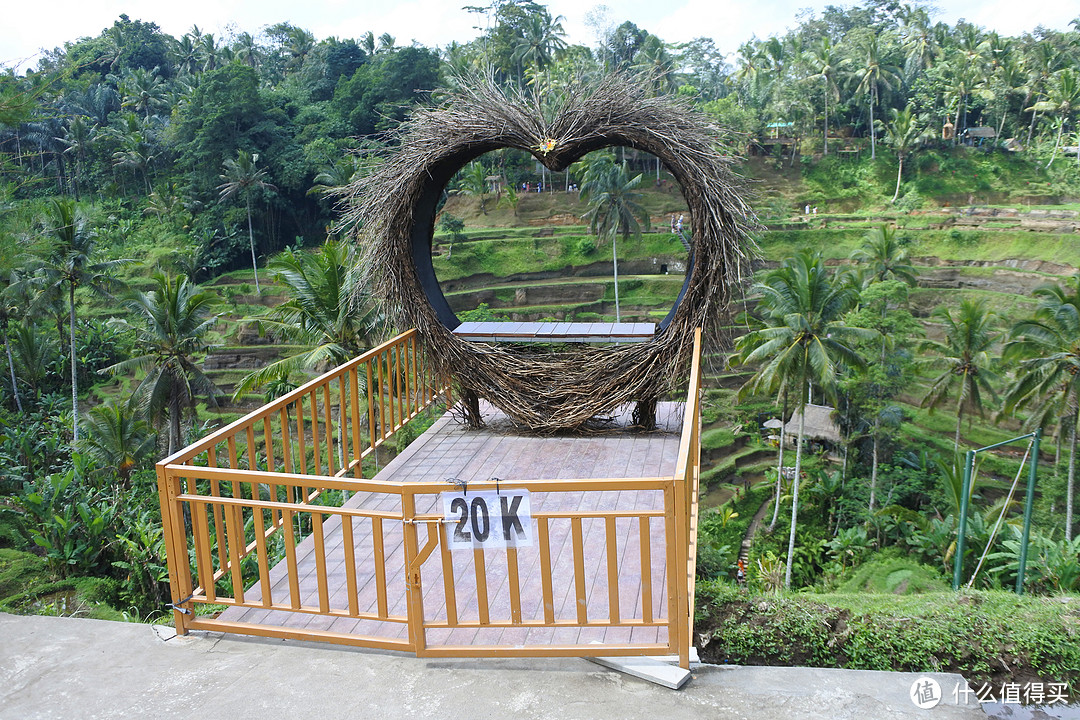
[[453, 321, 655, 343]]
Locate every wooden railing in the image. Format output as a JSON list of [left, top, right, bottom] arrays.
[[156, 329, 450, 636], [157, 328, 702, 668]]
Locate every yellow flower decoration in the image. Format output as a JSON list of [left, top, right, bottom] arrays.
[[537, 138, 557, 155]]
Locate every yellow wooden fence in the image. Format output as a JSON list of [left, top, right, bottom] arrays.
[[157, 328, 702, 668]]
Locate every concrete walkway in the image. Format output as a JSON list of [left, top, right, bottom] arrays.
[[0, 613, 985, 720]]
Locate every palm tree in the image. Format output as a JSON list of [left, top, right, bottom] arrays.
[[851, 224, 918, 288], [27, 200, 130, 444], [806, 38, 846, 156], [218, 150, 276, 294], [57, 115, 94, 201], [882, 105, 929, 203], [920, 300, 1001, 454], [104, 273, 219, 455], [1028, 68, 1080, 168], [512, 10, 568, 77], [578, 155, 650, 323], [940, 57, 986, 145], [846, 32, 901, 160], [458, 162, 489, 214], [1002, 275, 1080, 541], [850, 224, 919, 509], [118, 67, 167, 120], [233, 239, 383, 396], [899, 6, 940, 80], [79, 397, 155, 489], [734, 251, 872, 588]]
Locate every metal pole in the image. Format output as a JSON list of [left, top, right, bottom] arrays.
[[1016, 428, 1041, 595], [953, 450, 975, 590]]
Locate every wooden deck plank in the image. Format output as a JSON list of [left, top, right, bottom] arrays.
[[454, 321, 655, 344]]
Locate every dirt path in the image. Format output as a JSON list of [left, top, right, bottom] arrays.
[[738, 496, 774, 564]]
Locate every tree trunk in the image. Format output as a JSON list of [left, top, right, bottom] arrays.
[[784, 398, 807, 590], [769, 389, 788, 531], [611, 231, 620, 323], [823, 84, 829, 156], [892, 155, 903, 203], [4, 330, 23, 414], [1067, 408, 1077, 542], [69, 284, 79, 446], [1027, 108, 1038, 148], [246, 195, 260, 294], [869, 425, 880, 511], [954, 392, 964, 456], [168, 399, 181, 456], [1046, 120, 1063, 169], [869, 88, 876, 160]]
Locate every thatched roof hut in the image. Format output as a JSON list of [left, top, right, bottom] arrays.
[[783, 404, 842, 444]]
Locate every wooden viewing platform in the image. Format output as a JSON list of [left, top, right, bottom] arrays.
[[216, 403, 683, 649], [453, 321, 655, 343], [156, 329, 701, 667]]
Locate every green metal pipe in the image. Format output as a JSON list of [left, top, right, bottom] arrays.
[[1016, 428, 1041, 595], [953, 450, 975, 591]]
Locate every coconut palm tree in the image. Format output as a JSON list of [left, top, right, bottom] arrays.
[[218, 150, 276, 294], [26, 200, 130, 444], [846, 31, 901, 160], [1028, 68, 1080, 168], [578, 154, 650, 323], [79, 397, 155, 489], [1002, 275, 1080, 541], [118, 67, 167, 120], [806, 37, 846, 156], [882, 105, 930, 203], [233, 239, 384, 397], [104, 273, 219, 455], [920, 300, 1001, 455], [851, 224, 918, 288], [734, 251, 872, 588], [512, 10, 567, 76]]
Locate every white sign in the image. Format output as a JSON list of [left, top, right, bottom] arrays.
[[440, 490, 533, 550]]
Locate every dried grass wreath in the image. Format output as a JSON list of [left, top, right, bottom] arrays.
[[341, 74, 757, 433]]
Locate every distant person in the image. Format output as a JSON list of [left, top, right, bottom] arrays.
[[805, 204, 810, 215], [676, 215, 683, 232], [670, 215, 677, 232], [812, 206, 817, 215]]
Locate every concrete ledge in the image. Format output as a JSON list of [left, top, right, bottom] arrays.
[[586, 655, 692, 689]]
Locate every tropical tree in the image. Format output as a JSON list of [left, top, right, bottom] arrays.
[[846, 31, 901, 160], [233, 239, 384, 396], [218, 149, 276, 294], [458, 162, 489, 214], [851, 224, 918, 288], [512, 9, 567, 76], [578, 154, 650, 323], [848, 226, 920, 510], [734, 251, 872, 588], [79, 397, 155, 488], [920, 300, 1001, 454], [104, 273, 219, 455], [26, 200, 130, 444], [805, 38, 846, 156], [117, 67, 167, 119], [1002, 275, 1080, 541], [881, 105, 929, 203], [1028, 68, 1080, 167]]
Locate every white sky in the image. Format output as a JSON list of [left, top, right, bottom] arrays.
[[2, 0, 1077, 73]]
